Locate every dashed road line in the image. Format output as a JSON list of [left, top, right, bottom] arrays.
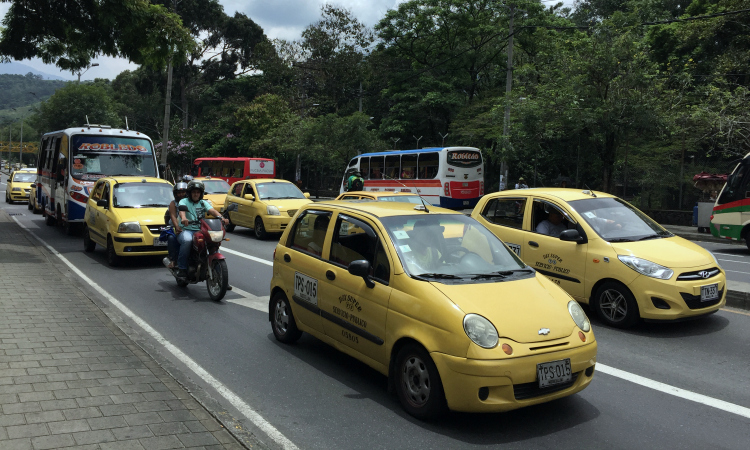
[[225, 285, 269, 312], [222, 247, 274, 266]]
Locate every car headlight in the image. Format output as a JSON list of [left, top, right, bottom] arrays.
[[267, 205, 280, 216], [463, 314, 499, 349], [617, 255, 673, 280], [117, 222, 142, 233], [208, 230, 224, 243], [708, 252, 721, 269], [568, 300, 591, 332]]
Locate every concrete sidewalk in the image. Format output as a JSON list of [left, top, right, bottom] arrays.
[[0, 210, 252, 450]]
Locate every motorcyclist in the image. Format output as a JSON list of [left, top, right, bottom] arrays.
[[176, 180, 228, 278], [163, 181, 188, 269], [346, 171, 364, 192]]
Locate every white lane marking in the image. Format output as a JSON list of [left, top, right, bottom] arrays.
[[717, 258, 750, 265], [724, 269, 750, 275], [222, 247, 274, 267], [225, 286, 269, 313], [11, 217, 299, 450], [714, 253, 750, 260], [722, 307, 750, 317], [597, 364, 750, 419]]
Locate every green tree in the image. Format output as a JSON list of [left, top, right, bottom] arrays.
[[33, 82, 122, 132]]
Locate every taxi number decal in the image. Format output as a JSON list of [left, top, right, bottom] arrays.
[[294, 272, 318, 306], [506, 243, 521, 256]]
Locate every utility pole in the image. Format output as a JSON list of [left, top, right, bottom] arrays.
[[18, 113, 23, 167], [358, 82, 363, 113], [499, 4, 515, 191], [679, 117, 686, 209], [160, 0, 178, 176]]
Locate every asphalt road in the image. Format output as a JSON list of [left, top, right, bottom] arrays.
[[2, 176, 749, 450]]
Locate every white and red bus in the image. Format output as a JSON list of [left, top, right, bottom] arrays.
[[340, 147, 484, 209], [193, 157, 275, 185]]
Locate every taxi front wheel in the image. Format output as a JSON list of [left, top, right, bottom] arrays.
[[271, 292, 301, 343], [593, 281, 639, 328], [395, 343, 447, 419]]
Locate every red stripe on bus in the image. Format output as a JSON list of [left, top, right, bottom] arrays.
[[364, 180, 442, 187], [712, 198, 750, 212]]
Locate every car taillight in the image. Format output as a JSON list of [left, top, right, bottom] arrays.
[[444, 182, 451, 196], [70, 192, 88, 203], [273, 248, 277, 260]]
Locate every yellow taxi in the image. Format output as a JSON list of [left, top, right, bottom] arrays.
[[472, 189, 726, 328], [269, 201, 597, 418], [224, 178, 312, 239], [27, 182, 41, 213], [6, 168, 37, 204], [193, 176, 231, 212], [335, 191, 424, 204], [83, 176, 173, 266]]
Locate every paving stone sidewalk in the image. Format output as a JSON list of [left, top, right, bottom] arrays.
[[0, 211, 247, 449]]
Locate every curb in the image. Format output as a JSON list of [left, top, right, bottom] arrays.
[[726, 290, 750, 311]]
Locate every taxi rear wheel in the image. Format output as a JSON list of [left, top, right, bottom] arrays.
[[106, 236, 120, 267], [395, 343, 447, 419], [271, 292, 301, 343], [593, 281, 639, 328]]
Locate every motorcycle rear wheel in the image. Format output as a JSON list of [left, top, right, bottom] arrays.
[[207, 259, 228, 302]]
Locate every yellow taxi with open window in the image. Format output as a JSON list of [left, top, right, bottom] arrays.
[[269, 201, 597, 418], [335, 191, 424, 204], [6, 167, 36, 203], [83, 176, 173, 266], [471, 189, 726, 328], [223, 178, 312, 239]]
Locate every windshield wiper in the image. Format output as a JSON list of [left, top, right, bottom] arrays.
[[414, 273, 463, 280], [636, 234, 664, 241], [608, 238, 634, 242], [138, 203, 169, 207], [471, 273, 509, 280]]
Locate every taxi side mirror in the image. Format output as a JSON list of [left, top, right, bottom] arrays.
[[96, 199, 109, 208], [30, 184, 35, 188], [348, 260, 375, 288], [559, 229, 585, 244], [303, 192, 311, 199], [244, 194, 255, 201]]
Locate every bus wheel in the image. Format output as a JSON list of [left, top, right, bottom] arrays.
[[45, 208, 56, 226]]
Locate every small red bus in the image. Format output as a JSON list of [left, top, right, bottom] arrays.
[[192, 157, 276, 185]]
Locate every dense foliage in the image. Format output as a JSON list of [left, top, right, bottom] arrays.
[[2, 0, 748, 209]]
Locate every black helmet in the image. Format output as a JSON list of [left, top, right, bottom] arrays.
[[181, 175, 193, 182], [186, 180, 205, 201], [173, 181, 188, 199]]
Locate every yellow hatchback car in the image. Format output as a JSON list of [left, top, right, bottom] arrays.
[[83, 176, 173, 266], [472, 189, 726, 328], [6, 168, 36, 203], [193, 176, 231, 212], [269, 201, 597, 418], [224, 178, 312, 239], [335, 191, 424, 204]]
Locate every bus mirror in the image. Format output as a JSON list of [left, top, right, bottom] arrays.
[[244, 194, 255, 201], [304, 192, 310, 199]]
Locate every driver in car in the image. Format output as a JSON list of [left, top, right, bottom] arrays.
[[403, 220, 444, 273]]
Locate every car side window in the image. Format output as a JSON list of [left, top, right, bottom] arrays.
[[101, 183, 110, 204], [342, 195, 360, 200], [91, 182, 105, 202], [288, 210, 332, 257], [329, 215, 390, 283], [482, 198, 526, 229], [244, 184, 257, 198], [232, 182, 243, 197], [531, 200, 575, 237]]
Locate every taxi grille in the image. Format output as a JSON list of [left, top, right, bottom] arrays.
[[147, 225, 164, 234], [679, 289, 723, 309], [514, 373, 580, 400], [676, 267, 721, 281], [287, 209, 298, 217]]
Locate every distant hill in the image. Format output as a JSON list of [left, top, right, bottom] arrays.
[[0, 62, 69, 81], [0, 73, 68, 110]]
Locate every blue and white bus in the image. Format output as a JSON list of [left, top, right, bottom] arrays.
[[36, 125, 161, 233]]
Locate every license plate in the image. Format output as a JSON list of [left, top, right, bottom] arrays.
[[153, 238, 167, 247], [294, 272, 318, 306], [700, 283, 719, 301], [537, 358, 572, 388]]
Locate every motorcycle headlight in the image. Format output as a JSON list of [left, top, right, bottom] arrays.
[[267, 205, 280, 216], [618, 255, 673, 280], [568, 300, 591, 332], [463, 314, 499, 349], [117, 222, 142, 233], [208, 230, 224, 243]]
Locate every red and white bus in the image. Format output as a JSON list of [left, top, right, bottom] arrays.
[[340, 147, 484, 209], [193, 157, 276, 185]]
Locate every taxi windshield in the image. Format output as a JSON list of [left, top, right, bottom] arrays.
[[112, 183, 173, 208], [12, 173, 36, 183], [380, 214, 528, 282], [202, 179, 231, 194], [377, 195, 423, 204], [568, 197, 673, 242], [255, 182, 305, 200]]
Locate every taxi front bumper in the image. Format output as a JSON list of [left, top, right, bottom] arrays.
[[431, 342, 597, 413], [260, 215, 292, 233], [112, 227, 168, 256], [9, 190, 30, 201], [627, 271, 726, 320]]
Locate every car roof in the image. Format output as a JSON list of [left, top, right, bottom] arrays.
[[97, 176, 171, 185], [310, 200, 460, 217], [193, 177, 229, 182], [245, 178, 290, 184], [490, 188, 615, 202], [340, 191, 419, 198]]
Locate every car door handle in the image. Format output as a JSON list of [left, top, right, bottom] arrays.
[[528, 241, 539, 248], [283, 254, 291, 263], [326, 270, 336, 281]]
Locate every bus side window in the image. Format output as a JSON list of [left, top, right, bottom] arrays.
[[401, 154, 417, 179], [385, 155, 400, 180], [38, 138, 49, 169], [233, 162, 244, 178], [57, 150, 67, 183], [418, 152, 439, 179], [370, 156, 384, 179], [50, 138, 61, 179], [360, 157, 369, 179]]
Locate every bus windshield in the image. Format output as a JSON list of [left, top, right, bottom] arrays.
[[71, 136, 156, 181]]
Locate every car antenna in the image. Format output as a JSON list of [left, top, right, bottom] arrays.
[[380, 171, 430, 213], [583, 184, 597, 198]]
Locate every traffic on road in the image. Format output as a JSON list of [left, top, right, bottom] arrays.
[[1, 154, 749, 449]]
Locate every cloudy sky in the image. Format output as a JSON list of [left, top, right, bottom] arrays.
[[0, 0, 570, 81]]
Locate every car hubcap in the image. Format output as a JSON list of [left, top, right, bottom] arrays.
[[401, 355, 430, 407], [274, 300, 289, 334], [600, 289, 627, 322]]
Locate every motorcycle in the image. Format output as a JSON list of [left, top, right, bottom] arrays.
[[163, 204, 237, 301]]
